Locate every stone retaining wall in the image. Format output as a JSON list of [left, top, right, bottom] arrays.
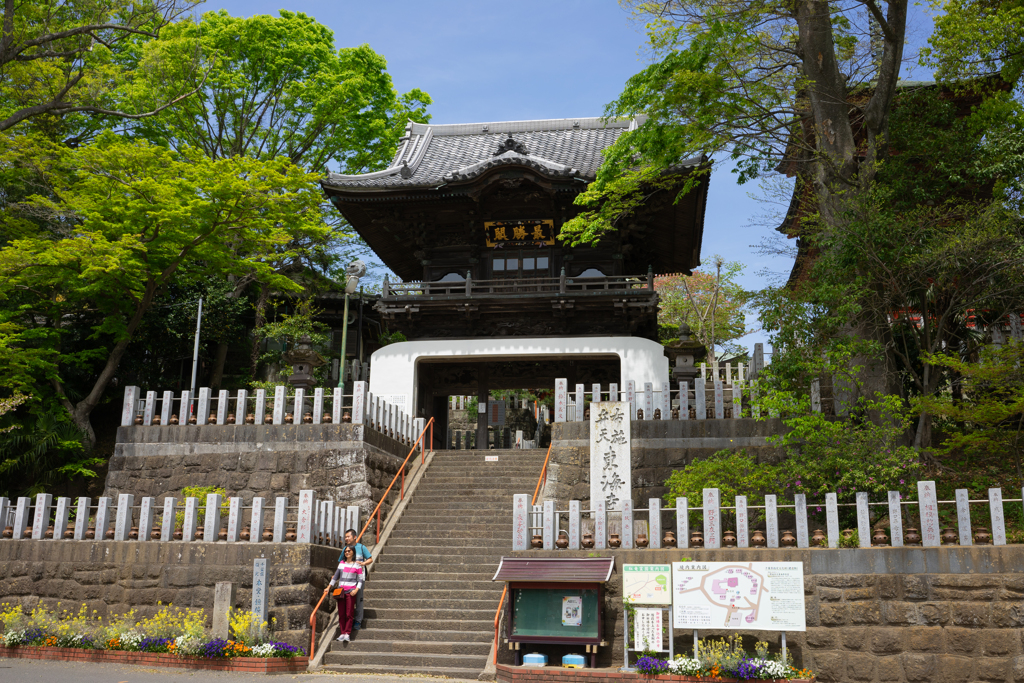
[[0, 539, 339, 650], [501, 547, 1024, 683], [105, 423, 412, 519], [543, 419, 786, 505]]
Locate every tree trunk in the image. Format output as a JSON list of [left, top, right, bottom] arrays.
[[210, 341, 230, 390], [62, 280, 160, 447], [250, 283, 270, 380], [209, 276, 251, 389]]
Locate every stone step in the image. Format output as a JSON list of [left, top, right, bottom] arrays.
[[323, 649, 487, 670], [369, 607, 495, 620], [389, 528, 509, 540], [378, 552, 503, 565], [399, 513, 508, 524], [369, 588, 501, 602], [422, 463, 543, 470], [352, 628, 493, 643], [407, 491, 532, 501], [429, 460, 545, 466], [371, 570, 502, 582], [416, 474, 537, 482], [330, 638, 491, 656], [362, 596, 498, 611], [409, 485, 532, 491], [361, 617, 493, 632], [405, 501, 516, 510], [320, 663, 484, 679], [425, 465, 542, 471], [369, 579, 501, 592], [383, 537, 510, 548]]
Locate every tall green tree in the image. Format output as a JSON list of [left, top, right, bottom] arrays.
[[133, 10, 431, 172], [0, 0, 203, 133], [560, 0, 909, 246], [130, 10, 432, 386], [0, 132, 328, 443], [655, 256, 750, 362]]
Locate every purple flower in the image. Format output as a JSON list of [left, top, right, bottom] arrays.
[[900, 479, 905, 485], [635, 655, 670, 675]]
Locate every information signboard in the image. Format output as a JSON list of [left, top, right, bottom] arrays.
[[634, 608, 665, 651], [623, 564, 672, 605], [672, 561, 806, 631]]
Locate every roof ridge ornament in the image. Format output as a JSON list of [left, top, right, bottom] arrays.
[[399, 160, 413, 179], [494, 133, 528, 156]]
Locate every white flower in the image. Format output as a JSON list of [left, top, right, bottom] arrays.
[[668, 656, 702, 675], [173, 635, 203, 656], [252, 643, 276, 658]]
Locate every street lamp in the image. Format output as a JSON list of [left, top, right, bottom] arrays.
[[337, 260, 366, 395]]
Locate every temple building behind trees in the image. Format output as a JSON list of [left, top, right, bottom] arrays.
[[321, 117, 710, 447]]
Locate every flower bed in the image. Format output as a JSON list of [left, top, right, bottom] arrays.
[[0, 645, 307, 673], [0, 602, 305, 673], [629, 636, 813, 682], [495, 664, 814, 682]]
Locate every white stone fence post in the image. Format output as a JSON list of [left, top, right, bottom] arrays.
[[512, 482, 1015, 552]]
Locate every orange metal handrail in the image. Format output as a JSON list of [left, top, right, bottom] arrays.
[[309, 417, 435, 663], [492, 584, 508, 664], [532, 442, 553, 506], [493, 441, 553, 663]]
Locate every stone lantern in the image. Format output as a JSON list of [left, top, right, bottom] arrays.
[[663, 322, 707, 384], [282, 334, 325, 391]]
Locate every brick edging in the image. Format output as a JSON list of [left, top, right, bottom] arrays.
[[494, 663, 814, 682], [0, 645, 307, 673]]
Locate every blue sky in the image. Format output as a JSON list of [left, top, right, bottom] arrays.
[[202, 0, 935, 356]]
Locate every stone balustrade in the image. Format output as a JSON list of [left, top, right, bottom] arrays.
[[515, 482, 1018, 552]]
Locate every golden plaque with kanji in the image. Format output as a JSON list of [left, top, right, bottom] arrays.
[[484, 219, 555, 247]]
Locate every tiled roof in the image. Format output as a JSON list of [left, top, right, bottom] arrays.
[[323, 117, 646, 191], [492, 557, 616, 583]]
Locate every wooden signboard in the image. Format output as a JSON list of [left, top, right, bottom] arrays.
[[484, 219, 555, 247]]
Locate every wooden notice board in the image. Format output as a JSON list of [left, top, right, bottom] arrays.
[[508, 582, 602, 644]]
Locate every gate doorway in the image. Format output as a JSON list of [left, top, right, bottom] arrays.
[[417, 356, 620, 449]]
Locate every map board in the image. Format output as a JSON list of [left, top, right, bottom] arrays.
[[672, 562, 806, 631], [623, 564, 672, 605]]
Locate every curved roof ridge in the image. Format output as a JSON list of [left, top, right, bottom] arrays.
[[322, 116, 649, 190], [442, 150, 579, 183], [411, 115, 645, 137]]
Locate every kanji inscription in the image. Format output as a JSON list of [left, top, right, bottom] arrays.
[[590, 402, 631, 511]]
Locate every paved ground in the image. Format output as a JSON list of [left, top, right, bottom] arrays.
[[0, 657, 481, 682]]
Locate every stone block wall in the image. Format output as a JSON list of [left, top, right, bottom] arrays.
[[543, 418, 786, 505], [502, 546, 1024, 683], [105, 423, 412, 521], [0, 539, 339, 650]]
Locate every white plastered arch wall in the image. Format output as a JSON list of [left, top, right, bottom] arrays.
[[367, 336, 670, 414]]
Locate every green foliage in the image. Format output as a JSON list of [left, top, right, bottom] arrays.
[[132, 10, 431, 173], [662, 450, 780, 525], [923, 0, 1024, 84], [917, 340, 1024, 484], [0, 408, 98, 497], [655, 256, 751, 358], [174, 486, 229, 528], [376, 328, 407, 346], [837, 529, 860, 549], [753, 347, 921, 510], [0, 0, 202, 134], [0, 131, 326, 438]]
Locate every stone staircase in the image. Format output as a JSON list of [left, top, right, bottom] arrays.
[[322, 448, 548, 679]]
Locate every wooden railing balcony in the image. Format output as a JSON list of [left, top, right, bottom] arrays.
[[380, 272, 656, 300]]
